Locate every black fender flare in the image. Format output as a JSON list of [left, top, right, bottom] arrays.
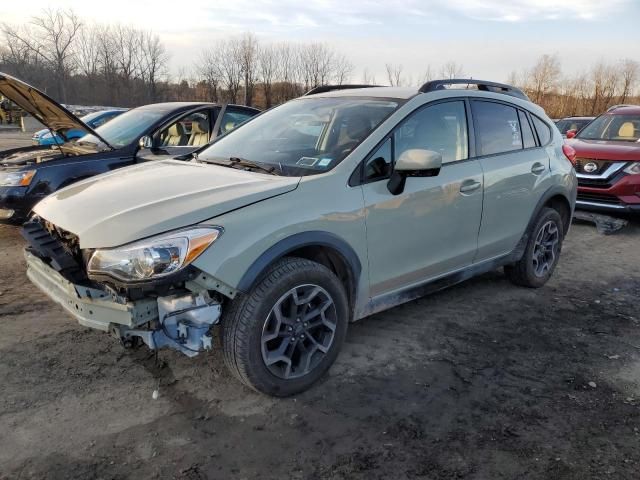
[[526, 185, 573, 234], [236, 231, 362, 293], [510, 185, 573, 262]]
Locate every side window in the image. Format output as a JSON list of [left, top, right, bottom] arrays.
[[394, 101, 468, 164], [159, 111, 211, 147], [519, 110, 537, 149], [472, 101, 522, 156], [531, 115, 551, 146], [364, 138, 392, 182], [220, 109, 254, 134]]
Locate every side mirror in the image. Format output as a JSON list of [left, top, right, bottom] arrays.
[[395, 149, 443, 173], [565, 130, 577, 139], [387, 149, 443, 195], [138, 135, 153, 149]]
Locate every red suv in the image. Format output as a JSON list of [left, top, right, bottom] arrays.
[[566, 105, 640, 213]]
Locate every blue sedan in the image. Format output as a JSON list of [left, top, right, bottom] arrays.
[[32, 109, 127, 145]]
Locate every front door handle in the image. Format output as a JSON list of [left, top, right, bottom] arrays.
[[531, 162, 546, 175], [460, 179, 482, 194]]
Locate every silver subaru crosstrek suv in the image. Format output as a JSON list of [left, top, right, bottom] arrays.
[[23, 80, 577, 396]]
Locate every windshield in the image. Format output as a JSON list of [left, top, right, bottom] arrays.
[[577, 114, 640, 142], [199, 97, 400, 176], [77, 109, 165, 148], [556, 119, 590, 135]]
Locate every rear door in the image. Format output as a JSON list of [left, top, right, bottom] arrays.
[[471, 100, 552, 260], [216, 106, 257, 136]]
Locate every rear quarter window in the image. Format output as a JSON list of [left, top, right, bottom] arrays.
[[532, 115, 552, 146]]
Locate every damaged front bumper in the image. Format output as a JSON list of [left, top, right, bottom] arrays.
[[24, 250, 222, 357]]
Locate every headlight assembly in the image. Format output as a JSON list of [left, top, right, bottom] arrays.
[[87, 227, 222, 282], [0, 170, 36, 187], [624, 163, 640, 175]]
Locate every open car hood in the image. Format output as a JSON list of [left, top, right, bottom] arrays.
[[0, 72, 113, 148], [33, 159, 301, 248]]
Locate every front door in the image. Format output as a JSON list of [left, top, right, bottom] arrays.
[[361, 100, 484, 298], [137, 109, 214, 161]]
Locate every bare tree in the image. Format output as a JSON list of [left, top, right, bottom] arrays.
[[258, 43, 279, 108], [440, 61, 464, 80], [140, 31, 167, 102], [418, 66, 434, 85], [76, 23, 101, 78], [385, 64, 403, 86], [240, 33, 259, 106], [332, 53, 353, 85], [217, 39, 244, 103], [197, 49, 222, 102], [361, 68, 377, 85], [528, 54, 561, 104], [2, 8, 82, 101], [618, 59, 639, 104]]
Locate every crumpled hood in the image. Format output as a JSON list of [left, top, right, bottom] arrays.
[[566, 138, 640, 162], [33, 160, 300, 248]]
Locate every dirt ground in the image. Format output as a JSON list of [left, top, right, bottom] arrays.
[[1, 132, 640, 479]]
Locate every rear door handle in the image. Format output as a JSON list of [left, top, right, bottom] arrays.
[[460, 179, 482, 194], [531, 162, 546, 175]]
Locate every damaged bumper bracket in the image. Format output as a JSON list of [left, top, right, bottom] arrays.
[[25, 251, 222, 356]]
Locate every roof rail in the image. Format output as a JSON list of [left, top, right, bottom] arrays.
[[303, 84, 382, 96], [419, 79, 530, 101], [606, 104, 638, 112]]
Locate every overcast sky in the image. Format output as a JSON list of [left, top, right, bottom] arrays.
[[4, 0, 640, 84]]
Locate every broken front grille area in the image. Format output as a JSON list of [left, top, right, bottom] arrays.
[[21, 217, 89, 285]]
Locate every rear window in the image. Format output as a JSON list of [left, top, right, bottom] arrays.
[[472, 101, 523, 156], [532, 116, 552, 146]]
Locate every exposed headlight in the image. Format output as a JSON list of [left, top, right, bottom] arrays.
[[624, 163, 640, 175], [87, 227, 222, 282], [0, 170, 36, 187]]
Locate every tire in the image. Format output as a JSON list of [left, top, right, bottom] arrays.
[[222, 257, 349, 396], [505, 207, 564, 288]]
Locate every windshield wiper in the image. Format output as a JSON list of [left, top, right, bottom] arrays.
[[229, 157, 281, 175], [198, 156, 281, 175]]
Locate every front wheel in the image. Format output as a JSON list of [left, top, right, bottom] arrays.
[[505, 207, 564, 288], [222, 257, 349, 396]]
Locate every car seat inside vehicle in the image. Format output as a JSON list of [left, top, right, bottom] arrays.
[[162, 123, 187, 146], [616, 121, 636, 140], [188, 118, 210, 146]]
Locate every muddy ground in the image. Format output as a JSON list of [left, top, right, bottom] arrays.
[[1, 132, 640, 479]]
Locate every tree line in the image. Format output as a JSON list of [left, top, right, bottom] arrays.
[[509, 54, 639, 118], [1, 9, 639, 118]]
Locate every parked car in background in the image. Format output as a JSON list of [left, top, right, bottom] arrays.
[[0, 72, 259, 223], [23, 79, 576, 396], [32, 108, 128, 146], [555, 116, 595, 138], [565, 105, 640, 213]]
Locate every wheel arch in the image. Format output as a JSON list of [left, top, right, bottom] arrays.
[[236, 231, 362, 317], [527, 186, 573, 235], [510, 186, 573, 263]]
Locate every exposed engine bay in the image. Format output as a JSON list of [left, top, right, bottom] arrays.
[[0, 147, 64, 167], [0, 142, 99, 167]]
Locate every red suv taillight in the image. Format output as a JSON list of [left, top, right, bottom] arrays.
[[562, 145, 577, 165]]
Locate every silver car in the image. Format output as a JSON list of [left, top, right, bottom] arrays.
[[23, 80, 577, 396]]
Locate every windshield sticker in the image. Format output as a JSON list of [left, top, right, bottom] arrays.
[[318, 158, 332, 167], [297, 157, 319, 166]]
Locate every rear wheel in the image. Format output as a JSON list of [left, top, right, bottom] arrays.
[[222, 257, 349, 396], [505, 207, 564, 288]]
